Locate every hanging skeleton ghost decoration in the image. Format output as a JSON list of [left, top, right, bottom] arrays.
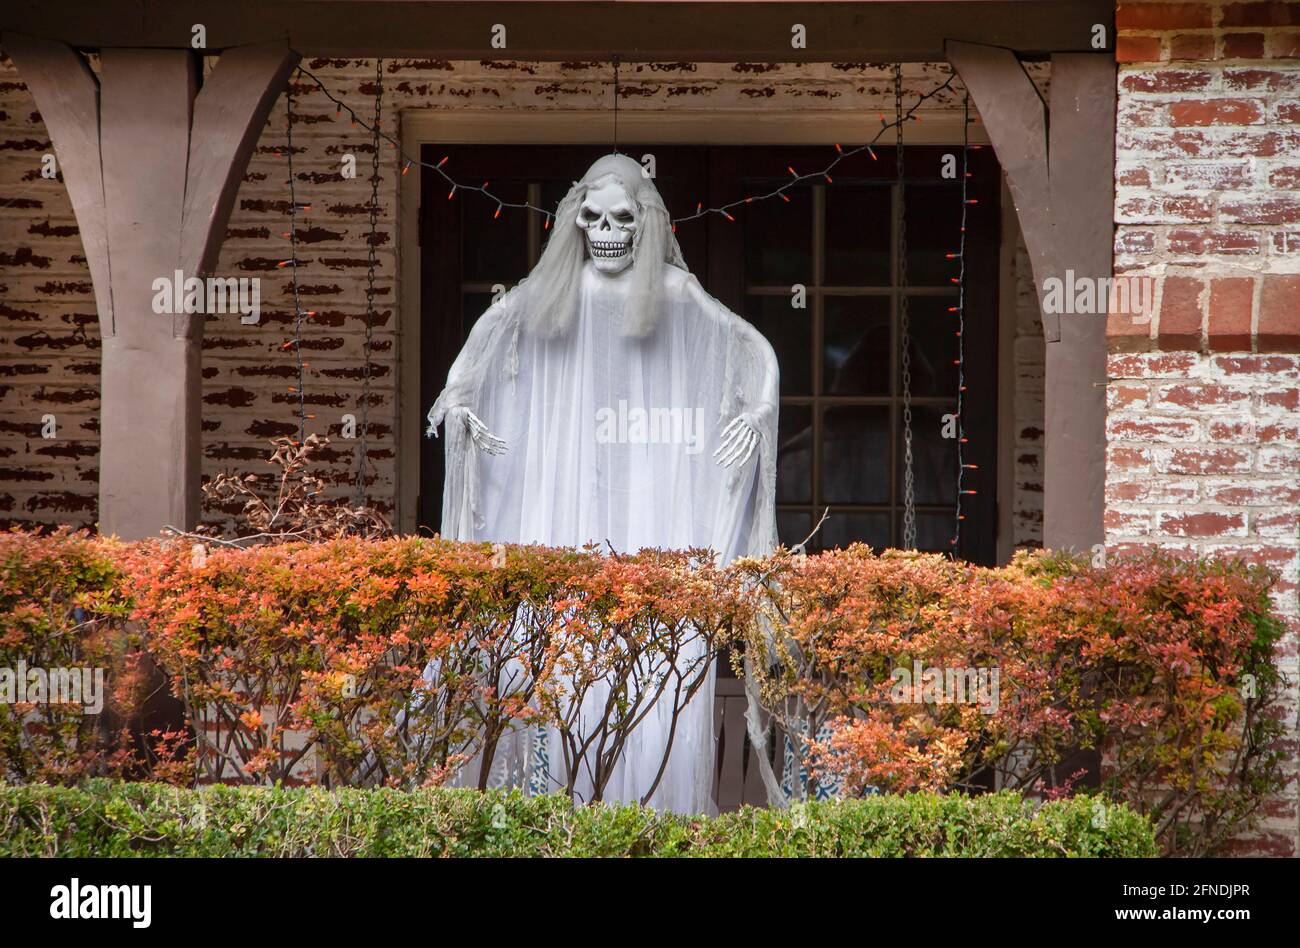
[[426, 154, 779, 813], [577, 178, 638, 273]]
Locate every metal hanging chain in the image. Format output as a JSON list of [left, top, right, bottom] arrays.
[[285, 83, 309, 443], [355, 58, 382, 507], [896, 64, 917, 551], [612, 55, 620, 154], [952, 91, 972, 553]]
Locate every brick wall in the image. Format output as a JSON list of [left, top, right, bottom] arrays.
[[1, 56, 1046, 543], [1111, 0, 1300, 856], [1012, 236, 1046, 548]]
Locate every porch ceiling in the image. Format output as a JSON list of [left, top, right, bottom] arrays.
[[2, 1, 1112, 61]]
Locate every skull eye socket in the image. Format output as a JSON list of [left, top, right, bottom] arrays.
[[578, 206, 601, 224], [611, 210, 635, 226]]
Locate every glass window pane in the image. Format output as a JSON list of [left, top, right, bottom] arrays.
[[746, 295, 811, 397], [744, 183, 812, 286], [901, 403, 959, 505], [776, 404, 812, 504], [824, 185, 891, 286], [824, 296, 891, 396], [777, 510, 811, 550], [915, 512, 957, 553], [902, 183, 963, 286], [822, 405, 891, 505], [819, 512, 891, 551], [463, 181, 528, 282], [903, 296, 961, 397]]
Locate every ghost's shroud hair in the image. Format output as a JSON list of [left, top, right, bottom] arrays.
[[515, 154, 687, 338]]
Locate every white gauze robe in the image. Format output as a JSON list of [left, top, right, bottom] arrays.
[[428, 259, 778, 813]]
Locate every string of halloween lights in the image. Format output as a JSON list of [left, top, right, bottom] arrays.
[[354, 58, 383, 507], [283, 62, 979, 551], [293, 64, 958, 228], [951, 91, 976, 551]]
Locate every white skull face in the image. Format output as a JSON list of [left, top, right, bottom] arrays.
[[576, 179, 637, 274]]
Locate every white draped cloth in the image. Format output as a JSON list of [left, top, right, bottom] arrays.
[[428, 163, 778, 813]]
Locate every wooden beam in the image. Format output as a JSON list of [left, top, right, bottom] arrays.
[[4, 39, 297, 539], [1, 1, 1113, 61], [1, 33, 114, 332], [947, 41, 1113, 553], [945, 40, 1057, 339], [1043, 52, 1114, 556], [181, 41, 300, 281], [97, 49, 202, 537]]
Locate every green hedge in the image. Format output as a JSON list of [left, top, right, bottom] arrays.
[[0, 781, 1156, 857]]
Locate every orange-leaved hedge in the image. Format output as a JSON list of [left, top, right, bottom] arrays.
[[0, 528, 1287, 855], [731, 546, 1288, 856]]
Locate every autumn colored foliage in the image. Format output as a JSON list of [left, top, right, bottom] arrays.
[[732, 545, 1287, 856], [0, 528, 1286, 854]]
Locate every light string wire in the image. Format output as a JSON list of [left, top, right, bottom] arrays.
[[952, 91, 973, 551], [355, 57, 382, 506], [294, 64, 958, 227], [282, 81, 311, 443]]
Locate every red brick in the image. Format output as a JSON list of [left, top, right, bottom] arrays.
[[1156, 510, 1248, 537], [1118, 2, 1214, 29], [1208, 277, 1256, 351], [1273, 231, 1300, 254], [1204, 479, 1300, 506], [1213, 354, 1300, 376], [1108, 383, 1150, 409], [1257, 511, 1300, 537], [1157, 446, 1253, 474], [1259, 386, 1300, 411], [1269, 30, 1300, 57], [1221, 32, 1267, 59], [1109, 351, 1200, 377], [1176, 129, 1287, 156], [1107, 417, 1200, 441], [1116, 228, 1157, 253], [1155, 381, 1252, 409], [1117, 166, 1153, 186], [1120, 100, 1171, 127], [1279, 102, 1300, 122], [1105, 508, 1153, 533], [1106, 478, 1199, 504], [1169, 98, 1265, 125], [1270, 165, 1300, 188], [1221, 2, 1300, 27], [1108, 312, 1154, 350], [1117, 35, 1164, 63], [1170, 33, 1216, 60], [1121, 68, 1213, 92], [1259, 274, 1300, 350], [1108, 445, 1154, 470], [1157, 275, 1204, 347], [1164, 161, 1254, 189], [1207, 418, 1257, 442], [1259, 446, 1300, 472], [1221, 196, 1300, 224], [1168, 228, 1262, 255], [1259, 420, 1300, 442], [1225, 68, 1300, 91], [1117, 195, 1215, 224]]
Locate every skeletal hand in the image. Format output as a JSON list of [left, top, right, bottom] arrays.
[[714, 414, 760, 469], [445, 406, 507, 455]]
